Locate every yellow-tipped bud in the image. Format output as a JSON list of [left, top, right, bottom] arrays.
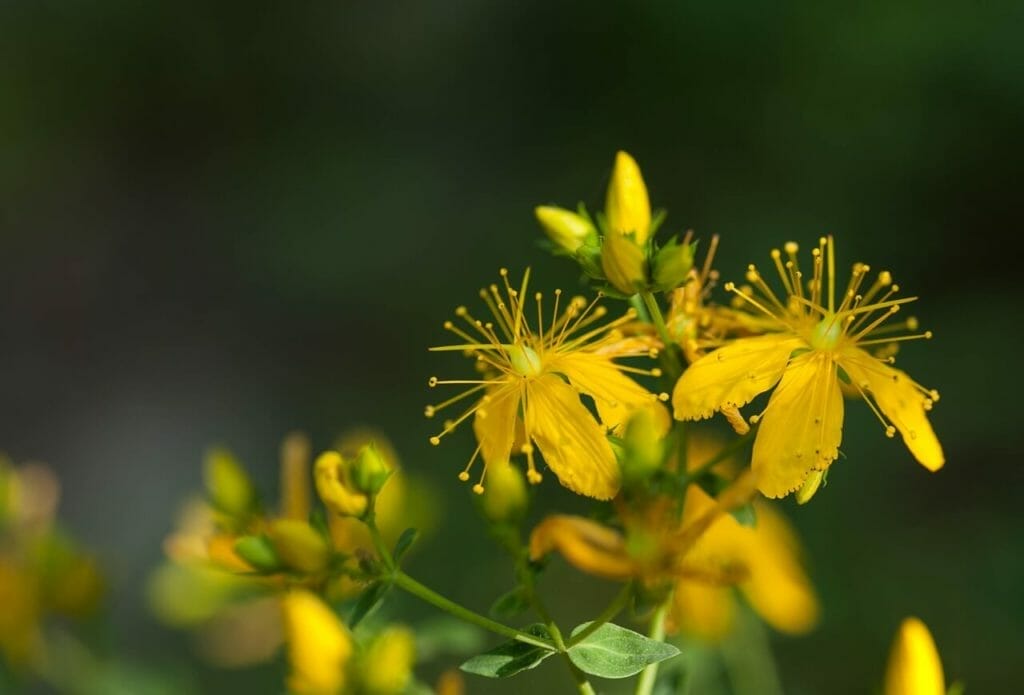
[[358, 626, 417, 695], [315, 451, 369, 518], [796, 470, 825, 505], [281, 590, 353, 695], [601, 229, 648, 295], [884, 617, 945, 695], [480, 463, 528, 523], [605, 151, 651, 243], [268, 519, 330, 575], [203, 448, 255, 519], [535, 205, 596, 254], [620, 409, 665, 485], [353, 443, 391, 495]]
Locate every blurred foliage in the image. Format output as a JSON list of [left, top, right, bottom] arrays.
[[1, 1, 1021, 692]]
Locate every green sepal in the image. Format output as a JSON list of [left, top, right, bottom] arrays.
[[459, 624, 556, 678], [566, 622, 681, 678], [233, 535, 280, 573]]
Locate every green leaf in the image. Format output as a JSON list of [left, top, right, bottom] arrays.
[[488, 587, 530, 620], [349, 580, 391, 628], [567, 622, 681, 679], [392, 527, 419, 563], [459, 624, 556, 678]]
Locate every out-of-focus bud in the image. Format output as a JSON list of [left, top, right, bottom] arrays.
[[435, 669, 465, 695], [620, 409, 665, 485], [535, 205, 596, 254], [280, 432, 312, 521], [203, 448, 256, 519], [601, 230, 647, 295], [315, 451, 369, 518], [358, 626, 417, 695], [268, 519, 330, 575], [795, 470, 825, 505], [234, 535, 281, 572], [281, 590, 353, 695], [884, 617, 945, 695], [652, 238, 695, 291], [353, 443, 391, 496], [480, 462, 528, 524], [605, 151, 652, 243]]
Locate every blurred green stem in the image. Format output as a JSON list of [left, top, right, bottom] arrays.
[[640, 290, 682, 381], [634, 597, 671, 695]]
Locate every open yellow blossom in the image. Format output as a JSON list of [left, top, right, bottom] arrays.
[[884, 617, 945, 695], [427, 268, 667, 500], [672, 237, 944, 498], [281, 590, 353, 695]]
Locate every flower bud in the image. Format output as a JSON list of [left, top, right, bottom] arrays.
[[535, 205, 596, 254], [795, 470, 825, 505], [884, 617, 945, 695], [315, 451, 369, 518], [601, 230, 648, 295], [281, 590, 353, 695], [353, 443, 391, 495], [480, 462, 528, 524], [652, 238, 695, 291], [605, 151, 652, 243], [234, 534, 281, 572], [620, 409, 665, 485], [203, 448, 256, 519], [358, 626, 417, 695], [268, 519, 330, 575]]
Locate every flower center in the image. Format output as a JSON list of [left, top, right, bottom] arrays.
[[809, 313, 844, 351], [508, 344, 543, 377]]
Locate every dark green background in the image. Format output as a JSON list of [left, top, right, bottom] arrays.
[[1, 2, 1019, 692]]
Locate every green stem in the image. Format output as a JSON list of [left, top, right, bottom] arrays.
[[365, 509, 395, 572], [523, 577, 596, 695], [640, 290, 683, 381], [392, 571, 555, 651], [634, 597, 671, 695], [566, 581, 633, 647]]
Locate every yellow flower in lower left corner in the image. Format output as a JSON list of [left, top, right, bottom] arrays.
[[427, 268, 667, 500], [281, 590, 353, 695]]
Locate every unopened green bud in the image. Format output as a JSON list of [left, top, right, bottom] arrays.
[[234, 535, 281, 572], [268, 519, 330, 574], [652, 239, 695, 291], [796, 470, 826, 505], [353, 443, 391, 495], [480, 463, 528, 523], [535, 205, 596, 254], [204, 448, 256, 519], [620, 409, 665, 485], [601, 231, 647, 295]]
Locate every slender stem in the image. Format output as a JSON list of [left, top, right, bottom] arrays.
[[640, 290, 683, 380], [392, 571, 555, 651], [365, 508, 395, 572], [523, 575, 596, 694], [634, 597, 671, 695], [566, 581, 633, 647]]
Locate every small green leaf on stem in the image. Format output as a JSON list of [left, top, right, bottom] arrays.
[[567, 622, 680, 679], [349, 580, 391, 628], [393, 527, 419, 563], [460, 624, 556, 678]]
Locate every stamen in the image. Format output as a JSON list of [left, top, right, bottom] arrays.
[[724, 282, 783, 323]]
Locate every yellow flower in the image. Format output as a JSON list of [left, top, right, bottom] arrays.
[[884, 617, 945, 695], [281, 590, 353, 695], [672, 237, 944, 498], [669, 486, 818, 640], [358, 625, 417, 695], [428, 268, 667, 500], [605, 151, 651, 242], [314, 451, 369, 518]]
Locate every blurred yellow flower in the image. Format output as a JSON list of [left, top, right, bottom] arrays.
[[428, 268, 666, 500], [672, 237, 944, 498], [357, 626, 416, 695], [314, 451, 369, 518], [281, 590, 353, 695], [535, 205, 595, 254], [884, 617, 945, 695]]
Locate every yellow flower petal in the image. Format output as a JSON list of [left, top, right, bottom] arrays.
[[554, 352, 663, 433], [472, 383, 520, 465], [672, 335, 803, 421], [884, 617, 945, 695], [839, 348, 944, 472], [605, 151, 651, 243], [669, 580, 735, 641], [529, 515, 635, 580], [737, 503, 819, 635], [752, 353, 844, 498], [281, 590, 352, 695], [525, 374, 620, 500]]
